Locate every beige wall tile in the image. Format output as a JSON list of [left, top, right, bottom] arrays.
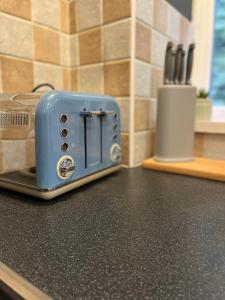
[[133, 130, 153, 165], [1, 140, 26, 171], [60, 34, 78, 67], [151, 30, 167, 67], [151, 67, 163, 98], [32, 0, 60, 30], [79, 28, 102, 65], [103, 0, 131, 24], [136, 0, 153, 26], [153, 0, 168, 35], [77, 0, 101, 32], [134, 99, 156, 131], [180, 16, 190, 46], [104, 61, 130, 97], [63, 69, 78, 91], [60, 34, 71, 67], [79, 65, 103, 94], [203, 134, 225, 160], [0, 60, 3, 93], [188, 24, 194, 44], [26, 138, 35, 167], [60, 0, 76, 33], [0, 56, 33, 93], [0, 14, 32, 59], [34, 62, 63, 90], [0, 142, 3, 173], [104, 20, 131, 62], [149, 99, 157, 129], [136, 21, 151, 63], [116, 98, 130, 133], [0, 0, 31, 20], [194, 133, 204, 157], [167, 4, 180, 42], [135, 60, 151, 97], [33, 25, 60, 65], [122, 133, 129, 165], [135, 99, 151, 131]]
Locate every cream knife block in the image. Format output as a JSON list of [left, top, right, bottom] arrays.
[[155, 85, 196, 162]]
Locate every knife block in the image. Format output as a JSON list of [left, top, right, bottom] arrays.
[[155, 85, 196, 162]]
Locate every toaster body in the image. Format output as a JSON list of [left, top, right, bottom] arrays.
[[0, 91, 121, 199]]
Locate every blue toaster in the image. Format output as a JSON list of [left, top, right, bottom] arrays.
[[0, 91, 121, 199]]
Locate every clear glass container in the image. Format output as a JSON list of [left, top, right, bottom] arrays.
[[0, 93, 41, 174]]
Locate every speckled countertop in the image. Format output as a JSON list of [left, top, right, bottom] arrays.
[[1, 168, 225, 299]]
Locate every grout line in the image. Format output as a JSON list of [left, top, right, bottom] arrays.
[[129, 0, 136, 167], [134, 129, 153, 135], [135, 58, 152, 67], [103, 58, 131, 65], [78, 17, 132, 34], [100, 0, 104, 94], [0, 60, 3, 92], [135, 97, 158, 102], [0, 53, 33, 63], [103, 17, 132, 28], [0, 11, 61, 33], [78, 62, 104, 69]]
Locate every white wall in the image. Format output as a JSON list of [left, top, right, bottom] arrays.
[[192, 0, 215, 92]]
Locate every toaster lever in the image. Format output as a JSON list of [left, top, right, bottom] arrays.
[[80, 111, 92, 117], [91, 110, 115, 116], [80, 111, 115, 117]]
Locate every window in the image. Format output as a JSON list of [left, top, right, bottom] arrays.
[[210, 0, 225, 105]]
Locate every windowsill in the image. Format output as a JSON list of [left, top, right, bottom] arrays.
[[195, 107, 225, 134]]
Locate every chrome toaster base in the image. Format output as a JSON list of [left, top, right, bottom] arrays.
[[0, 165, 121, 200]]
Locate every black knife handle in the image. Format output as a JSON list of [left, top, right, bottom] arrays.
[[169, 50, 176, 85], [174, 44, 183, 85], [164, 42, 173, 85], [185, 43, 195, 85], [179, 49, 186, 84]]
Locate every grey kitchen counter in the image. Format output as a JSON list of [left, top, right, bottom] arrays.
[[1, 167, 225, 299]]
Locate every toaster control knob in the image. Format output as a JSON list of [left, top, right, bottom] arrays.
[[61, 128, 68, 138], [60, 114, 68, 123], [110, 144, 121, 162], [57, 156, 75, 179]]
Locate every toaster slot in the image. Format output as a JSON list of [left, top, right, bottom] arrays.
[[84, 115, 87, 168], [86, 116, 101, 167], [100, 114, 103, 164], [80, 110, 101, 168], [80, 110, 114, 169]]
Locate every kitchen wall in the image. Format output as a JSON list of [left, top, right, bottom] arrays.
[[166, 0, 192, 20], [0, 0, 193, 172], [131, 0, 193, 166], [195, 133, 225, 160], [0, 0, 132, 172], [0, 0, 78, 173]]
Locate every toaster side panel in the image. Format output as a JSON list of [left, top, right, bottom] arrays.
[[35, 91, 121, 189]]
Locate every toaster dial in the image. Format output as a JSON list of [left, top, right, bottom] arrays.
[[110, 144, 121, 162], [61, 128, 68, 138], [60, 114, 68, 123], [57, 156, 75, 179]]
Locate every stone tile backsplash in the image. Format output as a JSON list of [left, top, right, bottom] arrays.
[[76, 0, 101, 32], [136, 21, 151, 63], [0, 13, 32, 59], [33, 25, 60, 64], [32, 0, 60, 30], [0, 0, 195, 171], [103, 20, 131, 61], [0, 56, 34, 93], [103, 0, 131, 24]]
